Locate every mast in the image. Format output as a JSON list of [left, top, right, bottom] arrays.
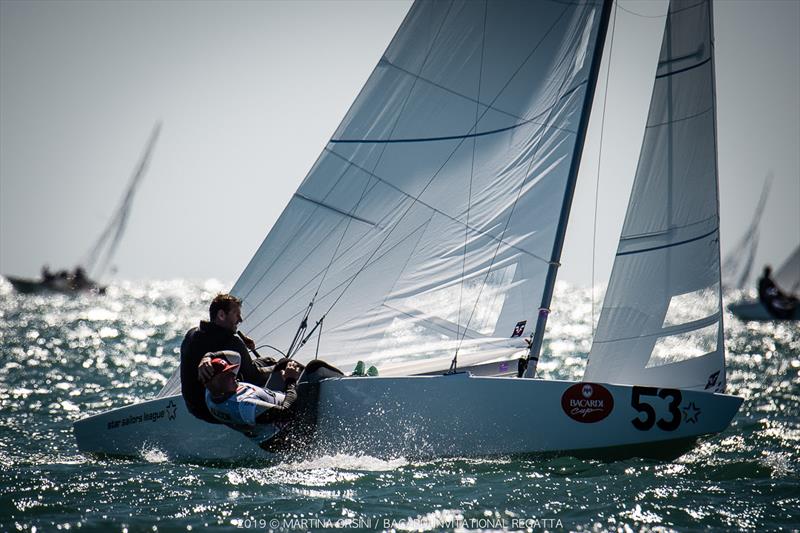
[[708, 0, 726, 390], [83, 122, 162, 279], [522, 0, 614, 378]]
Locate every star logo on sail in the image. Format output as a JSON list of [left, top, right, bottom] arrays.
[[682, 402, 701, 424], [166, 400, 177, 421]]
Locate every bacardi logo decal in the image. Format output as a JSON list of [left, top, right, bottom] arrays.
[[561, 382, 614, 423]]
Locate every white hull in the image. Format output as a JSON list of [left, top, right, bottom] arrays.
[[72, 396, 274, 462], [729, 300, 800, 321], [74, 375, 742, 462]]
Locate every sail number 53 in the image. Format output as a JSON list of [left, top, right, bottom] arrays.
[[630, 386, 682, 431]]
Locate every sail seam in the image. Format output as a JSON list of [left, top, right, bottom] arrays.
[[376, 57, 525, 123], [307, 3, 575, 328], [288, 0, 459, 321], [332, 5, 581, 145], [645, 105, 712, 129], [592, 312, 720, 344], [329, 83, 584, 145], [310, 0, 461, 322], [293, 193, 378, 227], [255, 216, 438, 341], [655, 56, 711, 79], [616, 227, 717, 256], [324, 147, 552, 265], [620, 214, 718, 241], [237, 1, 454, 302], [319, 302, 524, 352], [239, 179, 384, 314]]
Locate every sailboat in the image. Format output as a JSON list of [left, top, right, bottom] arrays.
[[74, 0, 743, 461], [5, 122, 161, 295], [728, 245, 800, 321]]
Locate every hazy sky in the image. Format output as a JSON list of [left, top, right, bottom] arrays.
[[1, 0, 798, 289]]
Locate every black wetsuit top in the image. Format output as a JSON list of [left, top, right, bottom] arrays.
[[180, 320, 271, 423]]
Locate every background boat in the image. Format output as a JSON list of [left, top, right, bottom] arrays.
[[729, 244, 800, 321], [3, 122, 161, 295]]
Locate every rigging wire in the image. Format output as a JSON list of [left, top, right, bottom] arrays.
[[251, 2, 573, 358], [254, 344, 287, 358], [279, 1, 457, 359], [452, 4, 580, 357], [323, 3, 574, 358], [452, 0, 488, 374], [591, 0, 618, 337], [239, 2, 456, 313]]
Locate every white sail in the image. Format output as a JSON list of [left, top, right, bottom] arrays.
[[233, 1, 608, 374], [774, 245, 800, 296], [584, 0, 726, 392], [86, 0, 745, 462]]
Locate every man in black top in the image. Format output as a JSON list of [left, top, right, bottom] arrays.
[[758, 265, 798, 319], [180, 293, 275, 423]]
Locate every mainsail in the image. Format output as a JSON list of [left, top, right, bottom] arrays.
[[82, 122, 161, 280], [584, 0, 726, 391], [233, 1, 608, 374]]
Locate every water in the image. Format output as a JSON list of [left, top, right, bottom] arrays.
[[1, 279, 798, 531]]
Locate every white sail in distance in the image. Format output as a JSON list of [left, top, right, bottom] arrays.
[[585, 0, 726, 391], [233, 0, 608, 374]]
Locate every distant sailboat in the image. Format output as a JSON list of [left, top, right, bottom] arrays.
[[5, 123, 161, 295], [75, 0, 742, 461], [729, 245, 800, 321]]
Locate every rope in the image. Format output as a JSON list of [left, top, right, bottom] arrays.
[[452, 0, 488, 373]]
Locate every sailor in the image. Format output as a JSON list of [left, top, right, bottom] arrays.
[[180, 293, 276, 423], [203, 351, 302, 430], [758, 265, 780, 302], [758, 265, 798, 319], [73, 266, 89, 289], [41, 265, 54, 282]]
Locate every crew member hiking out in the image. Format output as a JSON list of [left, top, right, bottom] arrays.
[[180, 293, 276, 423], [203, 351, 302, 431], [203, 351, 348, 451]]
